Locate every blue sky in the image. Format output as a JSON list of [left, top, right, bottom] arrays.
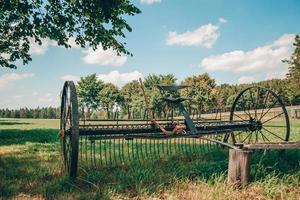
[[1, 0, 300, 109]]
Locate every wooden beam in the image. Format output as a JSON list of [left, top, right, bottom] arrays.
[[244, 140, 300, 150]]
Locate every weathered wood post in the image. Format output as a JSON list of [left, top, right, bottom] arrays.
[[228, 149, 252, 185]]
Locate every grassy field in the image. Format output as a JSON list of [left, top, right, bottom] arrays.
[[0, 118, 300, 199]]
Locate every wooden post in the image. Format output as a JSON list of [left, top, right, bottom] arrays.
[[228, 149, 252, 185]]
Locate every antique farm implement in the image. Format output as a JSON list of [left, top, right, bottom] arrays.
[[60, 81, 290, 179]]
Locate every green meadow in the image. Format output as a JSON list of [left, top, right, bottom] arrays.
[[0, 118, 300, 200]]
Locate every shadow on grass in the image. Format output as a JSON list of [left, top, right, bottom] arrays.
[[1, 128, 300, 199], [0, 142, 61, 198], [0, 121, 32, 126], [0, 129, 59, 146]]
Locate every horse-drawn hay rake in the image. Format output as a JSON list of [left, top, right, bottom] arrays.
[[60, 81, 290, 179]]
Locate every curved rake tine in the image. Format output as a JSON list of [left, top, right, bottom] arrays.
[[145, 138, 149, 160], [127, 139, 131, 163], [184, 137, 189, 155], [135, 138, 141, 164], [180, 137, 184, 154], [121, 138, 125, 165], [93, 139, 96, 167], [181, 137, 185, 155], [140, 139, 145, 164], [187, 138, 193, 158], [113, 137, 117, 165], [157, 139, 161, 160], [89, 139, 93, 167], [99, 139, 102, 165], [80, 136, 82, 162], [176, 137, 180, 154], [153, 138, 157, 161], [149, 138, 153, 162], [118, 137, 122, 165], [131, 139, 135, 163], [103, 139, 106, 165], [162, 138, 165, 155], [166, 139, 170, 155], [158, 139, 161, 160], [109, 138, 113, 165], [85, 135, 88, 165], [155, 139, 159, 160], [192, 137, 196, 154]]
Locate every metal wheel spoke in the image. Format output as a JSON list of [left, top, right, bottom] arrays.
[[241, 132, 252, 143], [263, 125, 286, 128], [247, 132, 253, 144], [249, 89, 255, 111], [262, 127, 285, 141], [254, 88, 260, 120], [255, 131, 258, 143], [259, 130, 270, 142], [233, 113, 246, 121], [262, 112, 284, 124], [242, 95, 251, 118], [259, 99, 278, 121], [259, 91, 270, 120]]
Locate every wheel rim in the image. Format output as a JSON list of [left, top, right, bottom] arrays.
[[60, 81, 79, 179], [226, 86, 290, 145]]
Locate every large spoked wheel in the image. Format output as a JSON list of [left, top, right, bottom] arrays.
[[60, 81, 79, 179], [224, 86, 290, 145]]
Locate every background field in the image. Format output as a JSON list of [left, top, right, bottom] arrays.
[[0, 118, 300, 200]]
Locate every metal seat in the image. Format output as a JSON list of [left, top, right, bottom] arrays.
[[156, 85, 190, 91], [161, 96, 192, 104]]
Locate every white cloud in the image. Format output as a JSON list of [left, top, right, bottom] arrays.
[[140, 0, 161, 4], [201, 34, 294, 80], [61, 75, 80, 83], [51, 37, 81, 48], [0, 73, 35, 88], [28, 38, 49, 55], [67, 37, 81, 48], [82, 46, 127, 67], [238, 76, 256, 84], [219, 18, 227, 24], [166, 24, 220, 48], [38, 93, 59, 105], [97, 70, 143, 86]]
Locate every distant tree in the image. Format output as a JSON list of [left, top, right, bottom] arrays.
[[144, 74, 177, 118], [181, 73, 216, 115], [77, 74, 104, 119], [120, 80, 141, 119], [0, 1, 140, 68], [99, 83, 122, 119], [283, 34, 300, 104]]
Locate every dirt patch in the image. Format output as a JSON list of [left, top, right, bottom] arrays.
[[15, 193, 45, 200], [0, 147, 21, 155]]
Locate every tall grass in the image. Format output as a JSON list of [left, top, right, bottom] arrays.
[[1, 118, 300, 199]]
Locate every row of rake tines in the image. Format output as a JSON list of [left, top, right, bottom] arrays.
[[78, 134, 222, 167]]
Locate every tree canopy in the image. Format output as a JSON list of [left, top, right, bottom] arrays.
[[283, 34, 300, 104], [77, 74, 104, 117], [0, 0, 140, 68]]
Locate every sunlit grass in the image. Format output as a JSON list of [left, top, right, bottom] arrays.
[[0, 118, 300, 199]]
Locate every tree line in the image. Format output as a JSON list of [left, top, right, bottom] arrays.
[[0, 107, 60, 119], [76, 73, 297, 120]]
